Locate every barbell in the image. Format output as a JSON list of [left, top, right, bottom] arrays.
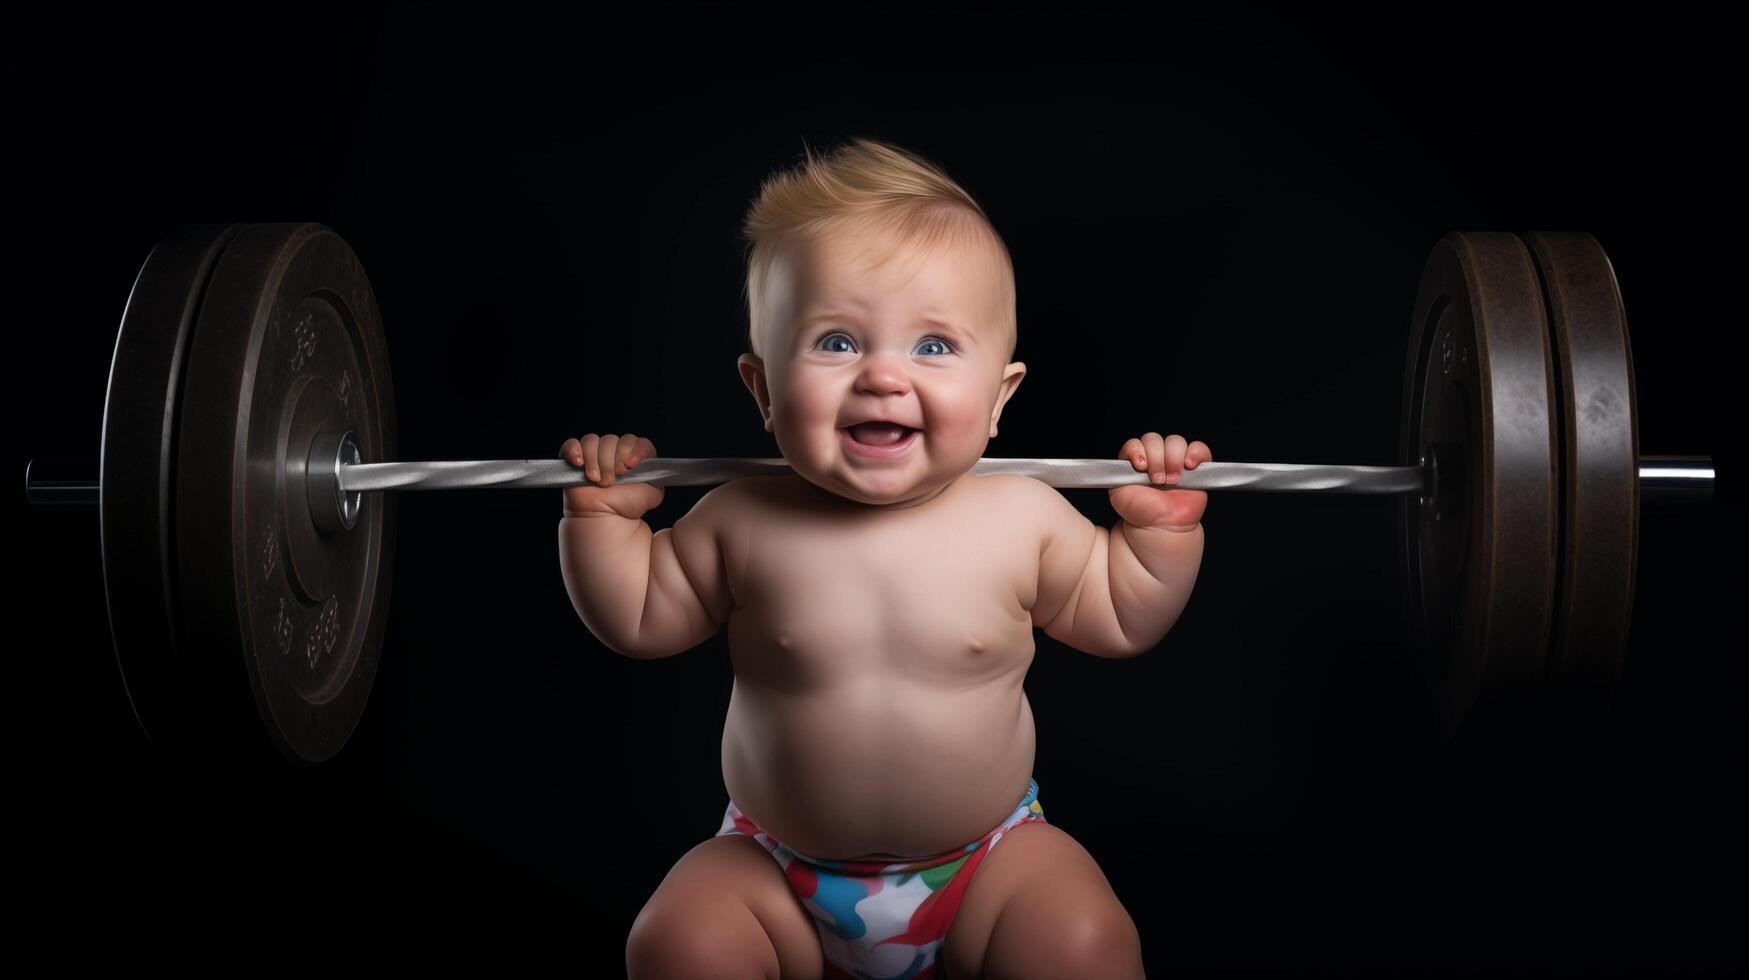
[[25, 222, 1714, 767]]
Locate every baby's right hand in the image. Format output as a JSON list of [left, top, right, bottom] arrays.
[[559, 433, 664, 519]]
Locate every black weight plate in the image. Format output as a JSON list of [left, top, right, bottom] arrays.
[[101, 223, 244, 756], [175, 223, 397, 766], [1522, 231, 1638, 715], [1399, 232, 1558, 744]]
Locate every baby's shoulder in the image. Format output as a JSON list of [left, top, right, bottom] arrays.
[[963, 472, 1058, 522], [968, 471, 1053, 505], [701, 474, 779, 509], [698, 474, 802, 522], [967, 473, 1086, 543], [720, 473, 797, 501], [677, 474, 769, 530]]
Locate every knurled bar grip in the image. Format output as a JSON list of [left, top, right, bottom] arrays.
[[338, 457, 1432, 494]]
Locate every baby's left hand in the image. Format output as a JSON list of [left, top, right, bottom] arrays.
[[1110, 432, 1212, 532]]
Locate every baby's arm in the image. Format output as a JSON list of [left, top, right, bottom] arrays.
[[559, 481, 736, 660], [1019, 476, 1203, 657]]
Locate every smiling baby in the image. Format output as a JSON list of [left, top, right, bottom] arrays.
[[560, 137, 1209, 980]]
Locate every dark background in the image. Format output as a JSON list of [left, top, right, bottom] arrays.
[[10, 4, 1738, 974]]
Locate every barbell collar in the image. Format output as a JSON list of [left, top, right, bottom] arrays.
[[308, 431, 364, 533]]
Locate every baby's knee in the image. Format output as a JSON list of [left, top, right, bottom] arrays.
[[1049, 903, 1147, 980], [988, 901, 1145, 980], [626, 897, 781, 980], [1063, 905, 1144, 979]]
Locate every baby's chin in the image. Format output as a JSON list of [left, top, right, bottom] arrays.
[[774, 431, 984, 505], [798, 460, 971, 510]]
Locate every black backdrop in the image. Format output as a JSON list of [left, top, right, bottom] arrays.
[[10, 4, 1738, 975]]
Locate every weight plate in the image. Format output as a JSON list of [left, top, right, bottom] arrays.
[[1399, 232, 1558, 743], [1522, 231, 1638, 714], [175, 223, 397, 766], [101, 223, 245, 755]]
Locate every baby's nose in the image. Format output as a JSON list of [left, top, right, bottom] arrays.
[[853, 355, 914, 393]]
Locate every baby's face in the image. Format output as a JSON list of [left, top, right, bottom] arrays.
[[739, 225, 1026, 509]]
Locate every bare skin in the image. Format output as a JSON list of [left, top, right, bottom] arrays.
[[716, 469, 1041, 860], [559, 219, 1209, 976]]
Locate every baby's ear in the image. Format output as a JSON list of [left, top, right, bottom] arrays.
[[989, 361, 1026, 437], [737, 353, 774, 432], [997, 360, 1027, 407]]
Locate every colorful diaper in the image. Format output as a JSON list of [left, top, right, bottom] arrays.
[[715, 778, 1047, 980]]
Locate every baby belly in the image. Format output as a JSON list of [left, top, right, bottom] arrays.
[[721, 678, 1036, 862]]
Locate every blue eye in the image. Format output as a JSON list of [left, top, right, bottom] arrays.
[[817, 332, 954, 356]]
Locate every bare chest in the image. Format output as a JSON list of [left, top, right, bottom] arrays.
[[722, 477, 1040, 689]]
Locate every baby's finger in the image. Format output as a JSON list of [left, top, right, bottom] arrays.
[[614, 433, 640, 474], [1120, 436, 1147, 471], [1142, 431, 1167, 483], [1187, 440, 1213, 468], [579, 433, 601, 482], [596, 434, 621, 485], [1164, 434, 1188, 483], [560, 437, 580, 466]]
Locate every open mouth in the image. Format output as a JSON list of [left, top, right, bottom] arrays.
[[844, 421, 918, 445], [841, 421, 920, 457]]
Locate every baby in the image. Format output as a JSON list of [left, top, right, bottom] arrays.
[[559, 138, 1210, 980]]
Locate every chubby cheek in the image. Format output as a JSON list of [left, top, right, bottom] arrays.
[[769, 379, 842, 458], [921, 387, 993, 452]]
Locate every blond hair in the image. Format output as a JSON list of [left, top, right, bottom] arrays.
[[739, 137, 1017, 363]]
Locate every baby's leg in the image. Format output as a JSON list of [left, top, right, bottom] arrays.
[[942, 822, 1146, 980], [627, 835, 824, 980]]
